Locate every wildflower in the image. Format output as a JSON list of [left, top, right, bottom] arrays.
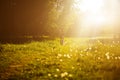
[[110, 45, 113, 47], [64, 54, 67, 57], [95, 50, 98, 53], [48, 73, 51, 77], [98, 57, 101, 60], [36, 58, 40, 61], [105, 52, 109, 56], [54, 74, 58, 77], [67, 54, 71, 58], [89, 47, 92, 50], [64, 72, 68, 75], [68, 74, 73, 77], [61, 73, 65, 78], [61, 72, 68, 78], [115, 57, 118, 60], [81, 50, 83, 53], [118, 56, 120, 59], [72, 66, 75, 69], [58, 54, 62, 57], [56, 68, 60, 72], [105, 52, 110, 60], [60, 59, 63, 62]]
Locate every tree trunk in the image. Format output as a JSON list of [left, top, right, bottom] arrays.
[[60, 35, 64, 45]]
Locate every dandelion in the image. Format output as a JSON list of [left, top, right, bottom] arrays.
[[107, 56, 110, 59], [98, 57, 101, 60], [64, 72, 68, 75], [72, 66, 75, 69], [68, 74, 73, 77], [115, 57, 118, 60], [64, 54, 67, 57], [105, 52, 109, 56], [118, 56, 120, 59], [112, 41, 115, 44], [81, 50, 83, 53], [110, 45, 113, 47], [56, 68, 60, 72], [48, 73, 51, 77], [57, 56, 59, 59], [58, 54, 62, 57], [61, 72, 68, 78], [54, 74, 58, 77], [61, 73, 65, 78], [95, 50, 98, 53], [105, 52, 110, 60], [36, 58, 40, 61], [89, 47, 92, 50], [60, 59, 63, 62], [67, 54, 71, 58]]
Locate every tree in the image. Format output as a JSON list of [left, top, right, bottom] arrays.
[[47, 0, 77, 45]]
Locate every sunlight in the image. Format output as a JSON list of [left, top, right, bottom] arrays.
[[75, 0, 106, 26], [73, 0, 119, 36], [79, 0, 104, 13], [84, 14, 108, 26]]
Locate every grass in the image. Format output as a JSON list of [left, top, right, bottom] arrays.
[[0, 38, 120, 80]]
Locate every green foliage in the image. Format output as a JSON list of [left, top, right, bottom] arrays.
[[46, 0, 77, 37], [0, 38, 120, 80]]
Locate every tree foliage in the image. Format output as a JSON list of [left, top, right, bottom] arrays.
[[46, 0, 78, 37]]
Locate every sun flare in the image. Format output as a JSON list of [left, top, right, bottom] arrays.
[[73, 0, 120, 36], [77, 0, 106, 27], [74, 0, 113, 27]]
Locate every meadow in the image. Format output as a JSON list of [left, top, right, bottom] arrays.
[[0, 38, 120, 80]]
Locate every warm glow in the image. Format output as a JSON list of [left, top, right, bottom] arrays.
[[73, 0, 120, 36], [79, 0, 104, 13], [76, 0, 107, 26]]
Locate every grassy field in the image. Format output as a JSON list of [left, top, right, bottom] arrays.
[[0, 38, 120, 80]]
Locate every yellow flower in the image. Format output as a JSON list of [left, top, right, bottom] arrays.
[[56, 68, 60, 72], [48, 73, 51, 77], [54, 74, 58, 77]]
